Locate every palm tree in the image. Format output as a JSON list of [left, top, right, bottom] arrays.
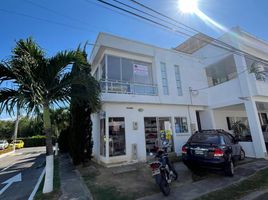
[[0, 38, 94, 193]]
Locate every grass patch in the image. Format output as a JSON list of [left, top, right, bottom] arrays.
[[0, 147, 13, 155], [83, 172, 136, 200], [34, 157, 61, 200], [195, 167, 268, 200]]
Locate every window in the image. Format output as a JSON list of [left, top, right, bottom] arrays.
[[100, 55, 156, 95], [107, 55, 121, 80], [174, 117, 188, 133], [174, 65, 183, 96], [205, 55, 237, 87], [190, 134, 220, 144], [245, 58, 268, 81], [223, 134, 232, 145], [100, 118, 106, 156], [226, 116, 251, 141], [161, 62, 169, 95], [93, 67, 99, 80], [101, 57, 106, 80], [108, 117, 126, 157]]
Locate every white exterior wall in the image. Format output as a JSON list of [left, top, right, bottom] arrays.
[[90, 30, 268, 163], [91, 33, 209, 106], [97, 103, 203, 164]]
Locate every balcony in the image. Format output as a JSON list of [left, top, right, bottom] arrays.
[[100, 79, 158, 96], [248, 74, 268, 97]]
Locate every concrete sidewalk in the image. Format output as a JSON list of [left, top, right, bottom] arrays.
[[138, 159, 268, 200], [59, 154, 93, 200]]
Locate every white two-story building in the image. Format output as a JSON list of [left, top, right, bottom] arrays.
[[90, 27, 268, 165]]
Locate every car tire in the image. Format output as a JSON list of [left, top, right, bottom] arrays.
[[240, 149, 245, 160], [224, 160, 234, 177]]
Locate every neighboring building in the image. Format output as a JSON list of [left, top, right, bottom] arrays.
[[90, 27, 268, 165]]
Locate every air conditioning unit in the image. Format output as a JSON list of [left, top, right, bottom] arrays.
[[132, 144, 137, 160]]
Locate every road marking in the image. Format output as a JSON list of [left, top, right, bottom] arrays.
[[0, 173, 22, 195], [28, 168, 45, 200], [0, 169, 20, 176], [0, 163, 16, 172]]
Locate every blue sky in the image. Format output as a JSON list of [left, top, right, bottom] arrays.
[[1, 0, 268, 119]]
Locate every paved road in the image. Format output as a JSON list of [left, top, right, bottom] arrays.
[[0, 147, 46, 200]]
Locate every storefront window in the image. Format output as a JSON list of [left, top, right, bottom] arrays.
[[174, 117, 188, 133], [100, 118, 106, 156], [144, 117, 174, 155], [109, 117, 126, 157], [226, 116, 252, 141]]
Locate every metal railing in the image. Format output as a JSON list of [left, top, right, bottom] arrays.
[[100, 79, 158, 96]]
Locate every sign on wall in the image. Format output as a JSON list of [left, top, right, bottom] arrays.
[[133, 64, 148, 76]]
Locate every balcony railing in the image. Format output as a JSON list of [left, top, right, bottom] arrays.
[[100, 79, 158, 96]]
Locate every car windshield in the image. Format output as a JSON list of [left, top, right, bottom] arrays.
[[0, 141, 4, 144], [190, 134, 220, 144]]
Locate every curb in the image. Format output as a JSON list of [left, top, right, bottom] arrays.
[[0, 150, 15, 160], [74, 168, 94, 200]]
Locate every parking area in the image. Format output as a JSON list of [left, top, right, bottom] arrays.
[[79, 158, 268, 200]]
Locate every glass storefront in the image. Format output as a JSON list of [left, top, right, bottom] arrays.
[[144, 117, 174, 155], [108, 117, 126, 157]]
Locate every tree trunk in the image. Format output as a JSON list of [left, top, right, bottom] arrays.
[[42, 102, 54, 193]]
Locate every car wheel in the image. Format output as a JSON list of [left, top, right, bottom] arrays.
[[224, 160, 234, 177], [240, 149, 245, 160]]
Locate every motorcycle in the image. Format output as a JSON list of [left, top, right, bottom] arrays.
[[149, 148, 178, 196]]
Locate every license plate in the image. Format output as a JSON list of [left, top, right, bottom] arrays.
[[152, 169, 160, 176], [195, 150, 204, 155]]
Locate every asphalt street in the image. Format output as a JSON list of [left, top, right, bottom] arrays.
[[0, 147, 46, 200]]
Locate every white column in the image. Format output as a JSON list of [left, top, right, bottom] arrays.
[[105, 116, 109, 161], [244, 99, 267, 158]]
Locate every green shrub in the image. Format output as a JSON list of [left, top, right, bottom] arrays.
[[15, 135, 56, 147]]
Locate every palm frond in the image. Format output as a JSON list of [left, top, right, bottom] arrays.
[[0, 63, 16, 83]]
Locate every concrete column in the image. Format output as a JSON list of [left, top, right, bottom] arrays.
[[244, 99, 267, 158], [105, 116, 109, 160]]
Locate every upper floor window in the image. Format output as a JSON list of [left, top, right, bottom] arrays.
[[205, 55, 237, 87], [174, 65, 183, 96], [245, 57, 268, 81], [160, 62, 169, 95], [100, 54, 157, 95]]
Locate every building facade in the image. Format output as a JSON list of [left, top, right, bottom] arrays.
[[90, 27, 268, 165]]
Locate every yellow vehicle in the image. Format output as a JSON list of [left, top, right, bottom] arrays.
[[10, 140, 24, 149]]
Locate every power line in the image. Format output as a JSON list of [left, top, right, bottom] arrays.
[[96, 0, 268, 67], [0, 8, 96, 33], [128, 0, 268, 65], [91, 0, 268, 92], [111, 0, 195, 36], [94, 0, 235, 53], [23, 0, 114, 34]]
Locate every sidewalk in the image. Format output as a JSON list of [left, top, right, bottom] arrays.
[[138, 159, 268, 200], [59, 154, 93, 200]]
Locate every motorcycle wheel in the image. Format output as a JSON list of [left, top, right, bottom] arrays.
[[159, 178, 170, 196], [170, 169, 178, 181]]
